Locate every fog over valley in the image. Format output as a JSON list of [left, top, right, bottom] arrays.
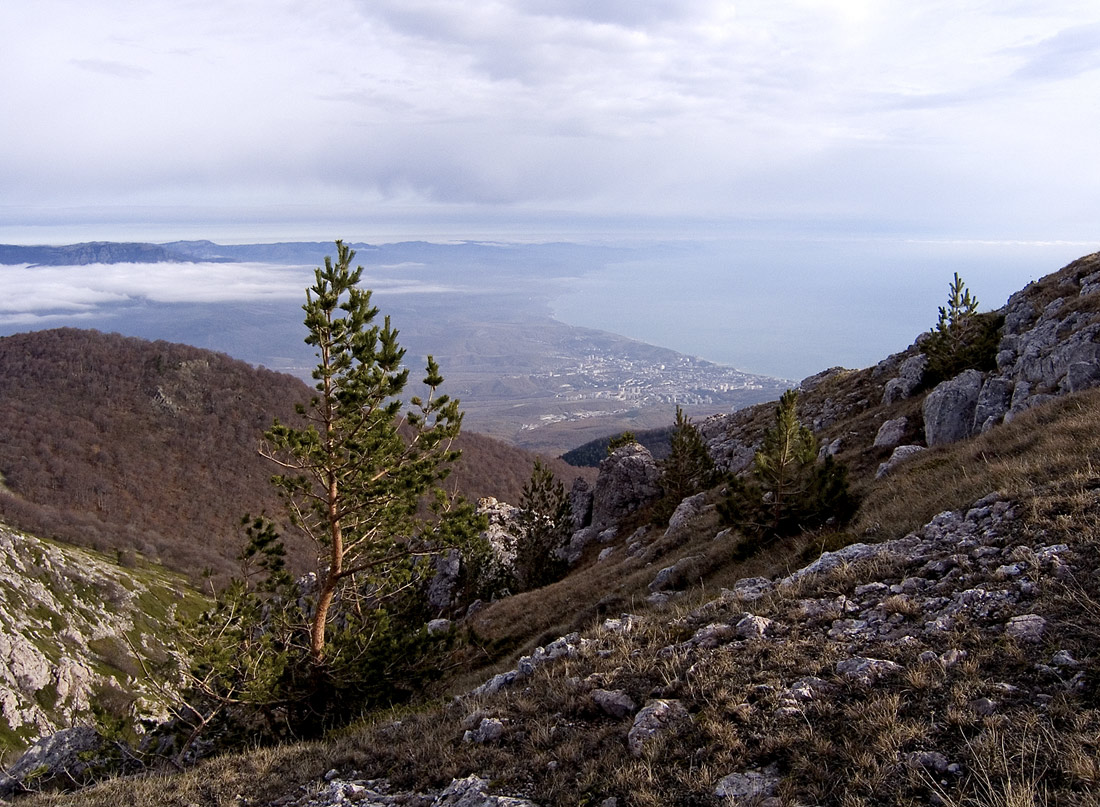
[[1, 236, 1091, 382]]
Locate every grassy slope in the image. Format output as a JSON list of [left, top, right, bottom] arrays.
[[23, 387, 1100, 807], [18, 255, 1100, 805], [23, 384, 1100, 807]]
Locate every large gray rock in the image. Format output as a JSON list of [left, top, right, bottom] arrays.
[[882, 354, 928, 404], [973, 376, 1014, 434], [1005, 614, 1046, 643], [568, 478, 594, 532], [698, 414, 757, 475], [627, 699, 691, 757], [0, 726, 129, 797], [923, 369, 984, 446], [873, 417, 908, 448], [435, 776, 537, 807], [1066, 357, 1100, 393], [836, 656, 904, 684], [591, 688, 637, 719], [462, 717, 505, 744], [649, 555, 703, 593], [469, 497, 522, 595], [997, 276, 1100, 402], [426, 549, 462, 612], [590, 443, 662, 530], [876, 445, 926, 479], [665, 492, 707, 535], [714, 768, 781, 805]]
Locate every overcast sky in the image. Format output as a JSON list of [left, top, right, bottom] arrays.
[[3, 0, 1100, 244]]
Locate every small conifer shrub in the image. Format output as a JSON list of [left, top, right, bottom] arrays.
[[513, 458, 571, 591], [606, 431, 637, 454], [718, 390, 856, 540], [923, 272, 1003, 387], [652, 406, 717, 525]]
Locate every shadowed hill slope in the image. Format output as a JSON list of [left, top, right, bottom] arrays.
[[0, 328, 582, 583]]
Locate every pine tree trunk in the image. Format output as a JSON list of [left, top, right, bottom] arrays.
[[310, 475, 343, 663]]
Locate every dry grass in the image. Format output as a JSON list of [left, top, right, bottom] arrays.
[[24, 527, 1100, 807], [19, 263, 1100, 805], [1019, 251, 1100, 314], [854, 387, 1100, 541], [925, 715, 1100, 807]]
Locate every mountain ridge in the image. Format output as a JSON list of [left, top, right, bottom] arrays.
[[5, 252, 1100, 805], [0, 327, 586, 586]]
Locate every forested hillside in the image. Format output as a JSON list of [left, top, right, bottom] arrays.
[[0, 328, 581, 583]]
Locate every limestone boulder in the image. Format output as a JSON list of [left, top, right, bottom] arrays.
[[923, 369, 984, 446], [665, 492, 707, 536], [876, 445, 926, 479], [882, 354, 928, 404], [973, 376, 1014, 434], [568, 477, 594, 532], [590, 443, 662, 530], [591, 689, 637, 719], [873, 417, 908, 448], [627, 699, 691, 757]]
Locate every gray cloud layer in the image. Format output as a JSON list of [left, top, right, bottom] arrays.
[[1, 0, 1099, 242]]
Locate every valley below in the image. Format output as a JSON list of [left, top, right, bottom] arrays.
[[0, 245, 1098, 806], [0, 240, 790, 455]]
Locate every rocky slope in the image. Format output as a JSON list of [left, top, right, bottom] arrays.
[[693, 252, 1100, 492], [19, 448, 1098, 805], [0, 522, 203, 755], [287, 486, 1098, 806], [8, 252, 1100, 805]]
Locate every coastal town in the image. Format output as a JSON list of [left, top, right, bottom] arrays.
[[541, 350, 789, 409]]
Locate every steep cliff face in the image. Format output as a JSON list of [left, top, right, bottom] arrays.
[[0, 522, 203, 753]]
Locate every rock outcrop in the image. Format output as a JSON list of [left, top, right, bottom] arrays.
[[896, 253, 1100, 446], [872, 417, 908, 448], [0, 523, 198, 753], [922, 369, 984, 446], [590, 443, 661, 530], [562, 443, 661, 563], [0, 726, 134, 798], [269, 773, 538, 807], [280, 479, 1093, 806], [881, 353, 928, 405]]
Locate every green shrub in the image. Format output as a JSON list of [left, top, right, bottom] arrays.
[[606, 431, 637, 454], [923, 273, 1003, 387], [651, 407, 717, 526], [718, 390, 857, 540], [513, 459, 571, 591]]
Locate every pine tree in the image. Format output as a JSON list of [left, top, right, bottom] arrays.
[[923, 273, 1002, 386], [183, 241, 484, 745], [261, 240, 471, 663], [513, 458, 571, 590], [653, 406, 715, 524], [719, 390, 856, 539], [752, 390, 818, 535]]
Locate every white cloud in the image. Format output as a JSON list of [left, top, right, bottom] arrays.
[[1, 0, 1099, 239], [0, 262, 457, 322]]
